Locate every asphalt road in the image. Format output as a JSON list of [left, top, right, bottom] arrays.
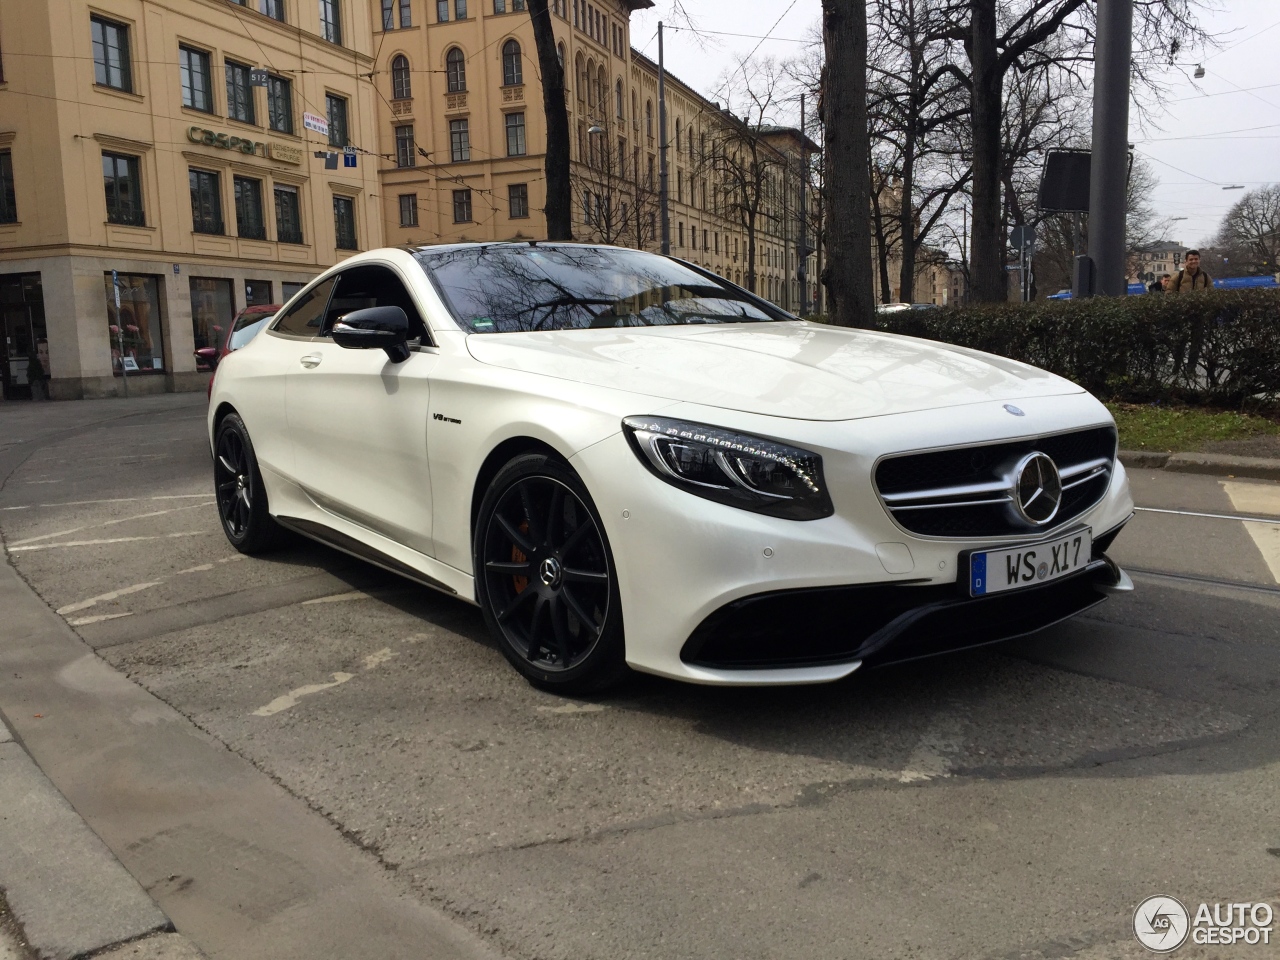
[[2, 394, 1278, 960]]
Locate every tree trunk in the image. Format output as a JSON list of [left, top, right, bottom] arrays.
[[528, 0, 572, 240], [967, 0, 1004, 302], [820, 0, 875, 327]]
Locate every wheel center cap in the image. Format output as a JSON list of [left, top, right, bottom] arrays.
[[539, 557, 562, 587]]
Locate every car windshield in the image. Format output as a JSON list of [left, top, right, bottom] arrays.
[[413, 245, 792, 333], [229, 316, 271, 351]]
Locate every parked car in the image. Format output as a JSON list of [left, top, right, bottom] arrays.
[[208, 244, 1133, 692], [197, 303, 281, 395]]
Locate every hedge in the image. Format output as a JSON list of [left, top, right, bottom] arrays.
[[868, 288, 1280, 405]]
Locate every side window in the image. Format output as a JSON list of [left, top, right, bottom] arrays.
[[321, 265, 430, 343], [271, 276, 337, 337]]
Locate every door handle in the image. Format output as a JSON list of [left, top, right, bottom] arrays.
[[299, 354, 322, 369]]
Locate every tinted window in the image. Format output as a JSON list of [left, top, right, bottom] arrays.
[[414, 245, 790, 334], [272, 276, 336, 337]]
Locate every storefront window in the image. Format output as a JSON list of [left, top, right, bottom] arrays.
[[189, 277, 235, 351], [103, 273, 164, 375], [1, 274, 49, 400], [245, 280, 273, 306]]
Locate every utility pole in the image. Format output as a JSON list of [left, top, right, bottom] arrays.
[[798, 94, 809, 316], [657, 22, 670, 255], [1086, 0, 1132, 297]]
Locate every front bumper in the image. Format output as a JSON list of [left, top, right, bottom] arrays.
[[569, 394, 1135, 686]]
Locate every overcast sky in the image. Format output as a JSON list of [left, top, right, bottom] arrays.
[[631, 0, 1279, 265]]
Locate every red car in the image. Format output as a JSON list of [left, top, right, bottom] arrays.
[[196, 304, 281, 396]]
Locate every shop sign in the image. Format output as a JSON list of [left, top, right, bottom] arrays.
[[268, 142, 304, 165], [187, 126, 262, 156], [303, 112, 329, 136]]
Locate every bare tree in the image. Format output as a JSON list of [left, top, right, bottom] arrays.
[[572, 120, 660, 249], [1211, 184, 1280, 277], [527, 0, 572, 239], [820, 0, 875, 327]]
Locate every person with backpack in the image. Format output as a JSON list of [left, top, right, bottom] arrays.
[[1168, 250, 1213, 292]]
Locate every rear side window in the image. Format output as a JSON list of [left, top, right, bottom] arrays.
[[271, 277, 336, 337]]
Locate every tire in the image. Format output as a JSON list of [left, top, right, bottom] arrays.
[[213, 413, 286, 554], [474, 453, 628, 694]]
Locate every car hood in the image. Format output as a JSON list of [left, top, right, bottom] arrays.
[[465, 321, 1083, 421]]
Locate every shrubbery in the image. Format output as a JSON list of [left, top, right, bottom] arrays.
[[868, 289, 1280, 405]]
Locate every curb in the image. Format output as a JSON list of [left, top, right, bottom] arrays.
[[1118, 450, 1280, 481]]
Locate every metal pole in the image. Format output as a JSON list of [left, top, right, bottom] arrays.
[[657, 22, 670, 255], [1087, 0, 1132, 297], [798, 95, 808, 316]]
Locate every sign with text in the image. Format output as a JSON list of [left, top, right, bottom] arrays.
[[303, 112, 329, 136], [268, 142, 304, 164]]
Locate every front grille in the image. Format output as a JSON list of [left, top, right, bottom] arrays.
[[874, 425, 1117, 538]]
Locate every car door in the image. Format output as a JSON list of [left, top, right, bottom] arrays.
[[284, 262, 439, 557]]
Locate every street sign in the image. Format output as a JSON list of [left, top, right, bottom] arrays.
[[249, 68, 269, 87], [343, 153, 356, 168], [1010, 226, 1036, 250], [111, 269, 120, 309]]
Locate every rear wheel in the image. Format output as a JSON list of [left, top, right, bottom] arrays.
[[475, 454, 627, 693], [214, 413, 285, 554]]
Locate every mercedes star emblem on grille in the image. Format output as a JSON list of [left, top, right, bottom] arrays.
[[1010, 451, 1062, 526]]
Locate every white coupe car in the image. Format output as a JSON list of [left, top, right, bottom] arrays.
[[208, 243, 1134, 692]]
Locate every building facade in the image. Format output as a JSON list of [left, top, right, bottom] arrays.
[[1129, 241, 1188, 287], [370, 0, 821, 313], [0, 0, 382, 400]]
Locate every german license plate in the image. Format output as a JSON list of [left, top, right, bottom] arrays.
[[969, 529, 1092, 597]]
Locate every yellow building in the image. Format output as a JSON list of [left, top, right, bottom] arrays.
[[0, 0, 382, 400], [371, 0, 819, 312]]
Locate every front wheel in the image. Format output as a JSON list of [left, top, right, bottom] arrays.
[[214, 413, 286, 554], [474, 454, 627, 694]]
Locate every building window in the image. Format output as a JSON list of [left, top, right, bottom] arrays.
[[245, 279, 273, 306], [400, 0, 412, 26], [261, 0, 286, 21], [502, 40, 522, 85], [234, 176, 266, 239], [190, 277, 235, 352], [333, 195, 357, 249], [91, 16, 132, 92], [645, 100, 653, 138], [453, 189, 472, 223], [381, 0, 395, 29], [399, 194, 418, 227], [678, 221, 684, 246], [494, 0, 505, 10], [554, 0, 565, 15], [274, 185, 302, 243], [326, 93, 348, 147], [505, 112, 526, 156], [179, 46, 212, 112], [514, 0, 525, 8], [267, 75, 293, 133], [446, 47, 466, 92], [437, 0, 448, 21], [102, 152, 144, 226], [508, 182, 528, 219], [0, 152, 16, 224], [225, 61, 255, 124], [103, 274, 164, 375], [616, 79, 624, 119], [449, 118, 470, 162], [189, 169, 223, 234], [455, 0, 467, 17], [391, 54, 412, 99], [319, 0, 342, 44], [395, 125, 415, 167]]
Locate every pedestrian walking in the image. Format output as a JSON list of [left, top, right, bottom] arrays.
[[1168, 251, 1212, 292]]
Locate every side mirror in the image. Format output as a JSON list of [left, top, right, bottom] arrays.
[[194, 347, 219, 371], [331, 306, 411, 363]]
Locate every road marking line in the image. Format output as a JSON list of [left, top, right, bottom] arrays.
[[301, 591, 372, 605], [57, 581, 163, 615], [1221, 481, 1280, 518], [176, 563, 214, 574], [9, 531, 205, 552], [1134, 506, 1280, 525], [1224, 483, 1280, 584], [251, 673, 355, 717], [362, 647, 397, 669], [10, 526, 88, 547], [22, 495, 209, 509], [0, 506, 31, 511], [68, 612, 135, 626], [536, 702, 607, 715], [10, 502, 217, 547], [23, 480, 63, 485]]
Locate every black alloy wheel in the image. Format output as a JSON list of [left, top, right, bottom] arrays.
[[476, 454, 626, 692], [213, 413, 284, 554]]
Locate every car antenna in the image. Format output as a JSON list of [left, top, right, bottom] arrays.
[[527, 239, 538, 247]]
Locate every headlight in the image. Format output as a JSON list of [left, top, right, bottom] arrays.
[[622, 416, 834, 520]]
